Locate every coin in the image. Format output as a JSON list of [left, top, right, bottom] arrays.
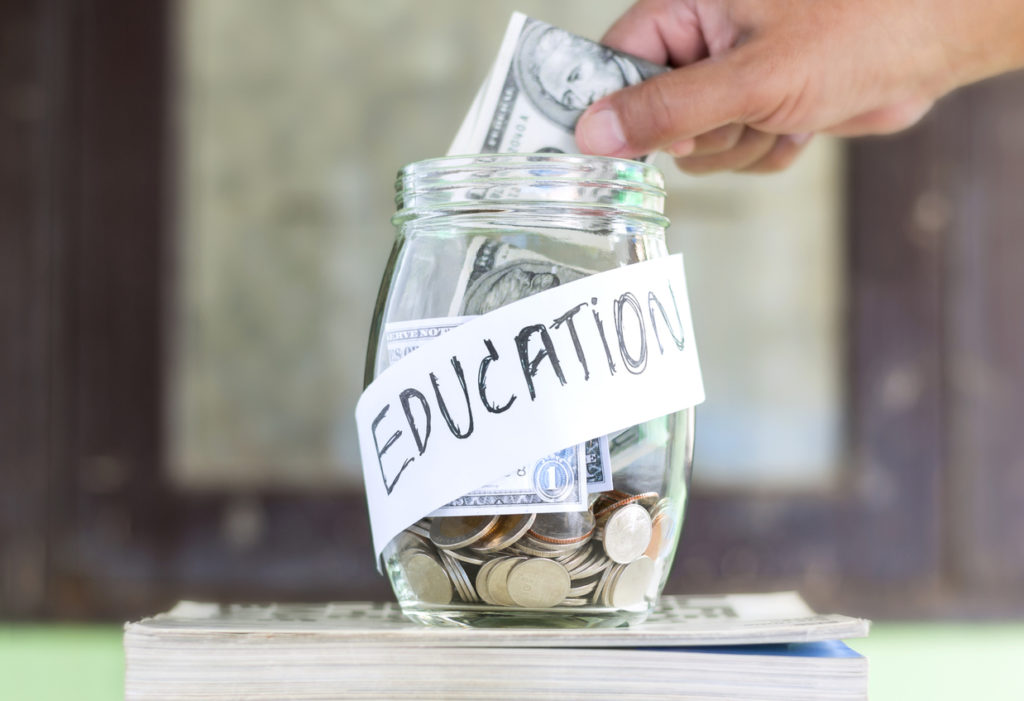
[[594, 491, 660, 519], [567, 580, 597, 597], [430, 514, 500, 549], [607, 555, 654, 608], [506, 557, 571, 608], [401, 551, 453, 605], [569, 546, 612, 580], [592, 560, 616, 605], [555, 543, 592, 572], [475, 558, 502, 605], [446, 548, 487, 566], [472, 513, 535, 553], [487, 556, 526, 607], [386, 530, 428, 559], [406, 520, 432, 539], [644, 506, 674, 561], [528, 510, 595, 545], [439, 549, 478, 603], [513, 537, 574, 558], [602, 503, 653, 564]]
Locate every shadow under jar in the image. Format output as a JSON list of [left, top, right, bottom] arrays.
[[365, 154, 695, 628]]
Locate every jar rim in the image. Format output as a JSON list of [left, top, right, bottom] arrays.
[[393, 153, 667, 227]]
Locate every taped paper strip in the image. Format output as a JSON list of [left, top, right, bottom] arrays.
[[356, 254, 704, 564]]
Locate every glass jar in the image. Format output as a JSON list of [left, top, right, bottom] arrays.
[[364, 154, 695, 628]]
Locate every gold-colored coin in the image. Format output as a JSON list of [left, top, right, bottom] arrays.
[[472, 513, 535, 553]]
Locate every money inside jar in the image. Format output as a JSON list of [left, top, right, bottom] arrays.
[[385, 487, 670, 612]]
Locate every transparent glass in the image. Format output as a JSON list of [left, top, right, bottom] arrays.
[[365, 154, 694, 628]]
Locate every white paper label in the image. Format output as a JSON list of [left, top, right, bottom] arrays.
[[385, 317, 613, 518], [356, 254, 704, 563]]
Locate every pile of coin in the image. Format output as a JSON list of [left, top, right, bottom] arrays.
[[389, 490, 675, 610]]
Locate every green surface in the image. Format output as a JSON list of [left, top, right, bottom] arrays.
[[1, 621, 1023, 700], [849, 623, 1024, 700], [0, 626, 124, 701]]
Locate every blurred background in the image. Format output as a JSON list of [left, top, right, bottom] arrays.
[[3, 0, 1024, 631]]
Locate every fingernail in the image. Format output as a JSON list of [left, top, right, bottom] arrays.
[[667, 138, 695, 157], [577, 107, 626, 155], [788, 132, 813, 145]]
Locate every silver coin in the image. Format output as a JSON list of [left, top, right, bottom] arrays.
[[506, 557, 571, 608], [406, 520, 432, 539], [567, 580, 597, 597], [592, 561, 616, 605], [475, 558, 502, 605], [572, 549, 613, 581], [430, 515, 499, 549], [602, 503, 653, 564], [387, 530, 428, 559], [607, 555, 655, 609], [439, 549, 478, 603], [556, 543, 592, 572], [401, 551, 453, 605], [472, 513, 536, 553], [487, 556, 526, 607], [446, 548, 487, 566]]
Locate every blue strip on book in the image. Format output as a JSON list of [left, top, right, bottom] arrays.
[[647, 640, 863, 659]]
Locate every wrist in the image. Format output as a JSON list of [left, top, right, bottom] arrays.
[[936, 0, 1024, 87]]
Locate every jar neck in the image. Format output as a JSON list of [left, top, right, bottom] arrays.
[[392, 154, 669, 233]]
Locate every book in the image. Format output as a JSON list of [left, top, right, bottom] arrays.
[[124, 592, 869, 700]]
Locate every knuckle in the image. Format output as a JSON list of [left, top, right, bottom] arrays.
[[620, 78, 678, 149]]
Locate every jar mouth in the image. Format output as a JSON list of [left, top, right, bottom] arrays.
[[393, 153, 667, 226]]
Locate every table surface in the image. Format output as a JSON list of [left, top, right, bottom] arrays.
[[2, 621, 1023, 700]]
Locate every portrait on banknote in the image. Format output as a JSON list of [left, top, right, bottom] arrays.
[[513, 19, 659, 131]]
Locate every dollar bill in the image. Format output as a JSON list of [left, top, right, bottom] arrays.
[[384, 316, 472, 366], [447, 237, 594, 317], [584, 434, 613, 492], [448, 12, 668, 156], [429, 444, 589, 517]]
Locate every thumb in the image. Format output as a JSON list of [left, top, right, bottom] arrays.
[[576, 53, 761, 158]]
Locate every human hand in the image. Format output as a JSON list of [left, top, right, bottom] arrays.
[[576, 0, 1024, 173]]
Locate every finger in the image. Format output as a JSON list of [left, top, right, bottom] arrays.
[[825, 97, 935, 136], [688, 123, 745, 156], [601, 0, 707, 66], [738, 133, 813, 173], [674, 127, 779, 174], [575, 48, 765, 158]]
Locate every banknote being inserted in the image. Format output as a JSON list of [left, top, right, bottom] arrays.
[[448, 12, 668, 156]]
